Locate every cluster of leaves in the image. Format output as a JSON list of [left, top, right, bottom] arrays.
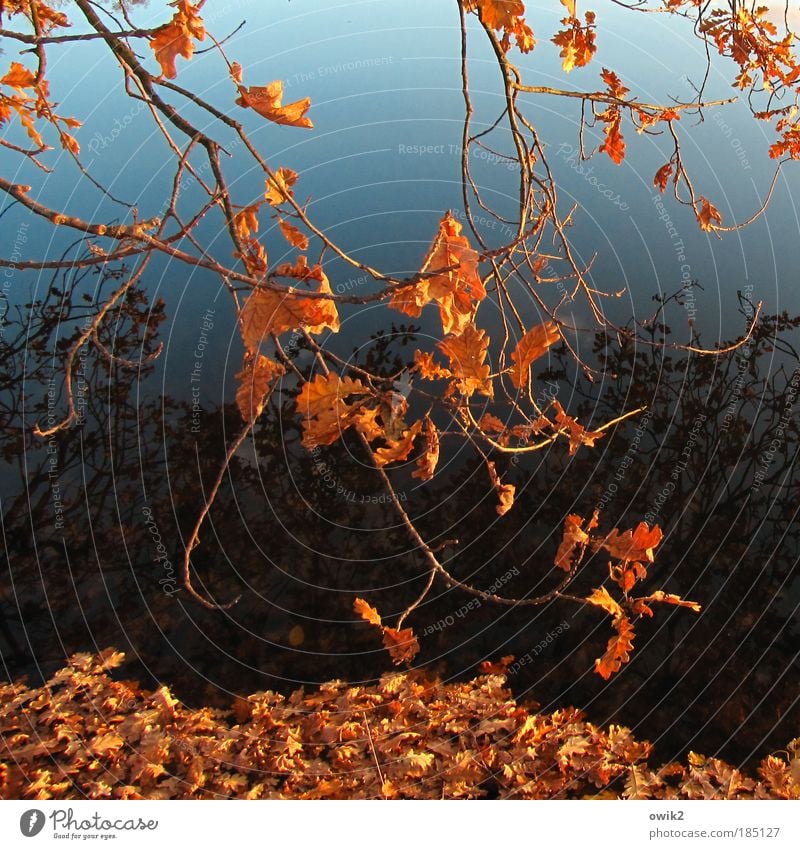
[[2, 650, 799, 800]]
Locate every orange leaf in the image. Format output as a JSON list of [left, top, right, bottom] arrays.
[[595, 615, 635, 680], [636, 590, 701, 613], [265, 168, 299, 206], [236, 80, 313, 129], [552, 15, 597, 72], [653, 162, 673, 193], [437, 323, 493, 398], [234, 354, 285, 423], [467, 0, 535, 53], [278, 219, 309, 250], [149, 1, 205, 79], [697, 196, 722, 231], [1, 62, 37, 89], [240, 276, 339, 350], [413, 350, 452, 381], [554, 513, 590, 572], [382, 627, 421, 666], [412, 417, 440, 481], [510, 321, 560, 389], [586, 586, 624, 619], [552, 399, 604, 455], [374, 420, 423, 467], [486, 460, 515, 516], [233, 205, 260, 241], [600, 67, 630, 99], [390, 212, 485, 335], [478, 412, 506, 434], [600, 110, 626, 165], [610, 561, 648, 594], [296, 373, 370, 448], [600, 522, 663, 563], [353, 597, 382, 627]]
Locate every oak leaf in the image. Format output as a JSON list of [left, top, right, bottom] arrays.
[[233, 205, 260, 241], [600, 522, 663, 563], [265, 168, 300, 206], [236, 80, 313, 129], [390, 212, 485, 335], [414, 350, 452, 381], [697, 196, 722, 231], [374, 420, 423, 467], [586, 586, 624, 619], [382, 627, 421, 666], [412, 417, 440, 481], [438, 323, 493, 398], [486, 460, 515, 516], [353, 597, 382, 627], [595, 615, 635, 680], [278, 219, 309, 250], [149, 1, 205, 79], [234, 354, 285, 423], [510, 321, 560, 389], [552, 15, 597, 72], [552, 399, 604, 454], [653, 162, 673, 193], [296, 373, 370, 448], [636, 591, 701, 613], [1, 62, 36, 89], [554, 513, 592, 572], [239, 275, 339, 350], [478, 412, 506, 434]]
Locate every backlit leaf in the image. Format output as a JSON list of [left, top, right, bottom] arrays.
[[510, 321, 560, 389], [236, 80, 313, 129]]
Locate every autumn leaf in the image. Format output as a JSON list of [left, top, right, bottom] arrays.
[[600, 67, 630, 99], [374, 420, 423, 467], [296, 373, 371, 448], [234, 353, 285, 423], [438, 323, 493, 398], [239, 275, 339, 350], [600, 522, 663, 563], [610, 561, 648, 594], [552, 14, 597, 73], [354, 598, 420, 666], [636, 590, 701, 613], [265, 168, 300, 206], [411, 417, 440, 482], [413, 350, 452, 381], [595, 615, 635, 680], [554, 513, 594, 572], [697, 196, 723, 231], [552, 400, 604, 455], [353, 597, 382, 627], [586, 586, 624, 619], [599, 110, 625, 165], [466, 0, 535, 53], [478, 412, 506, 434], [510, 321, 560, 389], [559, 0, 577, 17], [486, 460, 515, 516], [1, 62, 37, 90], [653, 162, 673, 193], [389, 212, 485, 335], [149, 1, 205, 79], [382, 627, 421, 666], [278, 219, 309, 250], [233, 205, 260, 241], [236, 80, 313, 129]]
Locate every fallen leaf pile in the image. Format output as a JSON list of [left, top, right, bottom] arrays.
[[2, 650, 798, 799]]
